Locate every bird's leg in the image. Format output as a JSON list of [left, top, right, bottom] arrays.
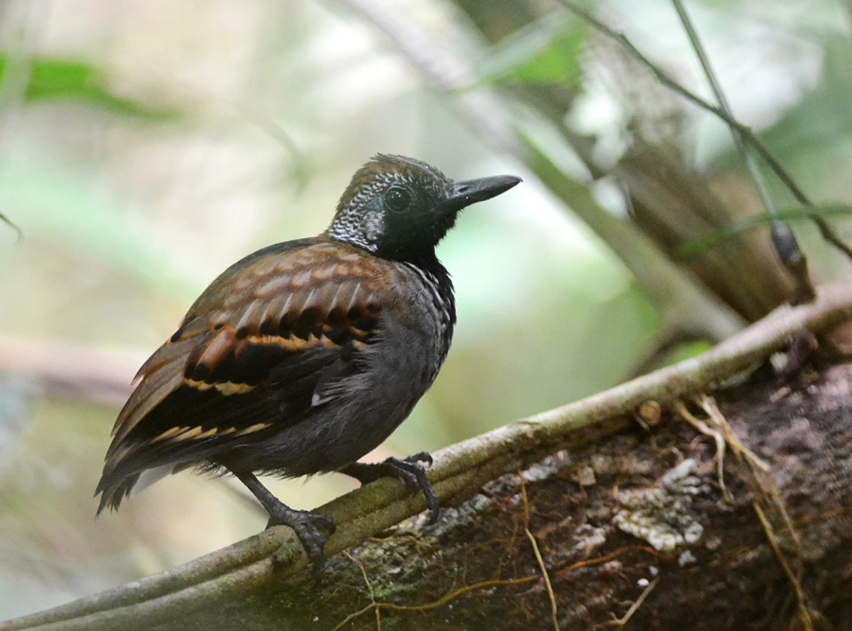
[[341, 451, 441, 523], [231, 469, 336, 573]]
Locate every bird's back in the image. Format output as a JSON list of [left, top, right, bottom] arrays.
[[96, 237, 455, 511]]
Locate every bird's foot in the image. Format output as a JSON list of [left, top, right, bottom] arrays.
[[342, 451, 440, 523], [265, 502, 336, 576], [231, 468, 335, 576]]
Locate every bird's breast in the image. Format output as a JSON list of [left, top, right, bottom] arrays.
[[386, 261, 456, 383]]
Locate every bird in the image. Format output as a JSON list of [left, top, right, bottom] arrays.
[[95, 154, 521, 570]]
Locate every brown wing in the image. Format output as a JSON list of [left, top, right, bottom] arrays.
[[97, 238, 389, 509]]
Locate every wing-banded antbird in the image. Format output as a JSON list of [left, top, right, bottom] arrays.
[[96, 154, 521, 569]]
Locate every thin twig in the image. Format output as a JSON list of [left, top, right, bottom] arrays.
[[697, 396, 770, 472], [677, 205, 852, 259], [374, 577, 538, 614], [557, 0, 852, 263], [525, 529, 559, 631], [698, 396, 804, 569], [681, 395, 812, 629], [753, 504, 813, 631], [670, 0, 815, 302], [330, 604, 375, 631], [556, 2, 790, 195], [614, 577, 659, 627], [341, 551, 381, 631], [672, 400, 733, 503], [520, 475, 559, 631], [671, 0, 776, 218], [554, 547, 662, 579]]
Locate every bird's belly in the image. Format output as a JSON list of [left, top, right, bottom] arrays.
[[227, 315, 449, 477]]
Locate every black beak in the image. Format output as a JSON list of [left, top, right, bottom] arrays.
[[442, 174, 522, 213]]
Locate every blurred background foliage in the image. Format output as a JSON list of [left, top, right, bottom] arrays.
[[0, 0, 850, 620]]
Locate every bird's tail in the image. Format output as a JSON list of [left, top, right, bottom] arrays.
[[94, 472, 141, 515]]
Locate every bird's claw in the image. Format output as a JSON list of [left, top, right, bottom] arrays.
[[266, 506, 336, 577], [342, 452, 441, 523], [384, 454, 441, 524], [404, 451, 433, 467]]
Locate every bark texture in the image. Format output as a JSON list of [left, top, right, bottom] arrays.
[[145, 360, 852, 631]]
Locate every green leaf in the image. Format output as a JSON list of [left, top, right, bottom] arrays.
[[0, 56, 178, 120], [476, 17, 585, 88], [677, 205, 852, 258]]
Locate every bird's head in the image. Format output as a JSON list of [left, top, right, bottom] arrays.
[[326, 154, 521, 264]]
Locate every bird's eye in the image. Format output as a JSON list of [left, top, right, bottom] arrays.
[[384, 186, 412, 213]]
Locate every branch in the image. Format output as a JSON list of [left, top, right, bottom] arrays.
[[3, 281, 852, 631]]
